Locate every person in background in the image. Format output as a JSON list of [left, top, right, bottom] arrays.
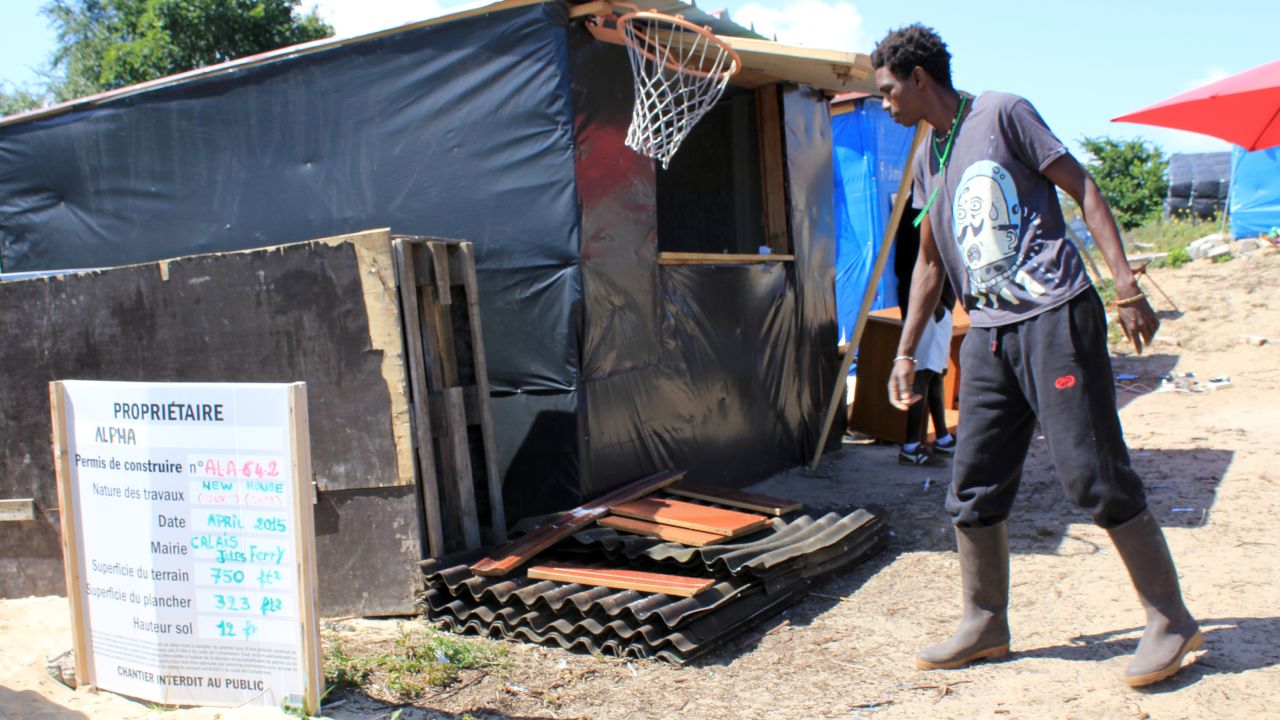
[[873, 23, 1202, 687], [899, 300, 954, 466]]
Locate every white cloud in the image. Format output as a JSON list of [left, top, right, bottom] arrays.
[[1182, 65, 1230, 92], [730, 1, 866, 52], [309, 0, 488, 38]]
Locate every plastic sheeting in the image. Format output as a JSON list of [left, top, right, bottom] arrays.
[[0, 3, 844, 523], [0, 3, 588, 518], [0, 3, 580, 397], [1166, 152, 1231, 220], [831, 101, 915, 345], [1230, 146, 1280, 238]]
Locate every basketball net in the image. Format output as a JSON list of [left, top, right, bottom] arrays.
[[616, 11, 741, 169]]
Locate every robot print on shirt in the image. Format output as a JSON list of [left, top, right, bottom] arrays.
[[952, 160, 1047, 307]]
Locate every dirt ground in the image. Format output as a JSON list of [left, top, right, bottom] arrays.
[[3, 246, 1279, 720]]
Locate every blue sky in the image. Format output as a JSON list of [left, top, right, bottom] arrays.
[[3, 0, 1274, 158]]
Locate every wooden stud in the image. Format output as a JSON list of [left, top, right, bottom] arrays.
[[444, 387, 481, 550], [658, 252, 795, 265], [428, 242, 452, 306], [527, 562, 714, 598], [393, 240, 445, 557], [610, 497, 771, 538], [809, 121, 928, 470], [49, 381, 92, 688], [458, 242, 506, 543], [287, 383, 324, 717], [756, 83, 789, 255], [598, 514, 730, 547], [667, 481, 801, 516], [469, 470, 685, 577]]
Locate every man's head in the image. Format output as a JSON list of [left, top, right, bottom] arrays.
[[871, 24, 953, 126]]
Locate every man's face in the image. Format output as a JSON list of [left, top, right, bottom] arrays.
[[875, 66, 923, 126]]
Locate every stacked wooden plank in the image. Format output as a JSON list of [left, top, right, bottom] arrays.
[[392, 236, 506, 555], [419, 477, 886, 663]]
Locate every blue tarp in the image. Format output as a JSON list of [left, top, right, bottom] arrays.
[[832, 101, 914, 349], [1230, 146, 1280, 238]]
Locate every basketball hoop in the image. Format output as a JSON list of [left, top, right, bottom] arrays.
[[613, 10, 741, 169]]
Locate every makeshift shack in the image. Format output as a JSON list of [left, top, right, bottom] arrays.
[[0, 0, 878, 614]]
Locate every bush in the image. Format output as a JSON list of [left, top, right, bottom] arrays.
[[1081, 137, 1168, 230]]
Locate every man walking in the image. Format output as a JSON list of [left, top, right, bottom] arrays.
[[872, 24, 1202, 686]]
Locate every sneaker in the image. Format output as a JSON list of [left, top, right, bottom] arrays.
[[899, 445, 947, 467], [933, 434, 957, 456]]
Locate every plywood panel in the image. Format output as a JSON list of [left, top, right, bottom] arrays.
[[0, 230, 422, 612]]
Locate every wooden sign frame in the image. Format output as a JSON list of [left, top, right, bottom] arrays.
[[50, 380, 322, 714]]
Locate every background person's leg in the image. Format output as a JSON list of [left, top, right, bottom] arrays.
[[900, 370, 944, 466]]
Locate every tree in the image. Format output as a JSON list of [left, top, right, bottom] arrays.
[[0, 84, 46, 118], [42, 0, 333, 101], [1079, 136, 1168, 230]]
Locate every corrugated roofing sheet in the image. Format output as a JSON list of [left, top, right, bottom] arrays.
[[419, 508, 887, 663]]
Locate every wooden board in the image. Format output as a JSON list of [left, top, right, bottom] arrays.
[[756, 83, 789, 255], [667, 481, 802, 517], [598, 514, 730, 547], [469, 470, 685, 577], [392, 238, 446, 558], [610, 497, 771, 538], [658, 252, 795, 265], [527, 562, 714, 598], [0, 499, 36, 522]]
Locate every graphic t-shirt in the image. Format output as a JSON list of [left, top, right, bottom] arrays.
[[912, 92, 1092, 327]]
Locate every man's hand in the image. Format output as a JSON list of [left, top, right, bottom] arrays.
[[1116, 291, 1159, 355], [888, 358, 921, 410]]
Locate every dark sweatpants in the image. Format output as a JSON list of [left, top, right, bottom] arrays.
[[947, 289, 1147, 529]]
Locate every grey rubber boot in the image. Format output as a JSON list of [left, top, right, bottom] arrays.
[[1107, 509, 1204, 687], [916, 522, 1011, 669]]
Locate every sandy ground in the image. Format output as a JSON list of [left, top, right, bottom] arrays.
[[3, 246, 1279, 720]]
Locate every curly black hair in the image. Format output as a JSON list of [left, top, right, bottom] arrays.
[[870, 24, 953, 89]]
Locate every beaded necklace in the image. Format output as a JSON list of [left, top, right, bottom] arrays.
[[912, 92, 969, 229]]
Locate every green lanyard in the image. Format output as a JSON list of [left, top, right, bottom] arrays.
[[913, 93, 969, 228]]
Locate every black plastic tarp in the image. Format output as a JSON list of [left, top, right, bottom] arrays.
[[0, 2, 589, 517], [0, 1, 841, 526], [1166, 152, 1231, 220]]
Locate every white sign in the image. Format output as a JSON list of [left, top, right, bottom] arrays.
[[51, 380, 321, 713]]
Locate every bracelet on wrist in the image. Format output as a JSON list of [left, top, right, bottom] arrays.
[[893, 355, 917, 364], [1116, 291, 1146, 307]]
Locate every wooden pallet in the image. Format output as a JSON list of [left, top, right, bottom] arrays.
[[393, 236, 505, 556]]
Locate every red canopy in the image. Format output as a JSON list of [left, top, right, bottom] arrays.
[[1112, 59, 1280, 151]]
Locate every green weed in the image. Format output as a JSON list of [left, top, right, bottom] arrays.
[[324, 628, 509, 701]]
